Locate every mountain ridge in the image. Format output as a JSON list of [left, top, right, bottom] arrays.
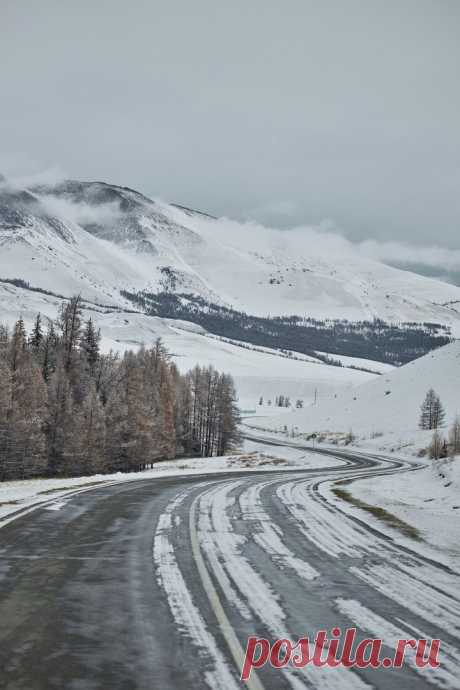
[[0, 176, 458, 369]]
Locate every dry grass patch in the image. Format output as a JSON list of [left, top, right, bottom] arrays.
[[228, 453, 288, 468], [332, 487, 422, 541]]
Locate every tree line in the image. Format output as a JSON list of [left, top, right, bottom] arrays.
[[120, 289, 452, 366], [258, 395, 304, 408], [0, 296, 240, 481]]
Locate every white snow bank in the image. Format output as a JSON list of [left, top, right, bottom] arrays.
[[344, 455, 460, 567]]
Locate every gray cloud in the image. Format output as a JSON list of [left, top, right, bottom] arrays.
[[356, 239, 460, 286], [357, 240, 460, 273], [1, 0, 459, 249], [0, 154, 66, 189], [38, 195, 123, 228]]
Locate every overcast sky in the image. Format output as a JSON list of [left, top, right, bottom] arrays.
[[1, 0, 459, 255]]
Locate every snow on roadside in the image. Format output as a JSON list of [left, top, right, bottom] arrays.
[[244, 425, 460, 570], [243, 341, 460, 570], [0, 449, 330, 524], [338, 455, 460, 568]]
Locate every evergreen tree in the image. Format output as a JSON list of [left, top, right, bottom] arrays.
[[29, 313, 44, 353], [41, 322, 58, 382], [9, 318, 27, 372], [80, 318, 101, 377], [432, 395, 446, 429], [420, 389, 445, 430], [59, 295, 83, 373]]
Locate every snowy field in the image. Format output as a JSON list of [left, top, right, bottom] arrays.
[[250, 340, 460, 443], [335, 454, 460, 568], [242, 426, 460, 569]]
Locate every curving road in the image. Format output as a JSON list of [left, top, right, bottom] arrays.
[[0, 435, 459, 690]]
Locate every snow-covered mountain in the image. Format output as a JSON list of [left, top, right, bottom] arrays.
[[2, 177, 460, 327], [0, 176, 459, 407]]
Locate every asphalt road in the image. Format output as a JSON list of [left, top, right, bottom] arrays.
[[0, 436, 459, 690]]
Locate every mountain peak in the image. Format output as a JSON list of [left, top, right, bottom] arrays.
[[1, 176, 460, 335]]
